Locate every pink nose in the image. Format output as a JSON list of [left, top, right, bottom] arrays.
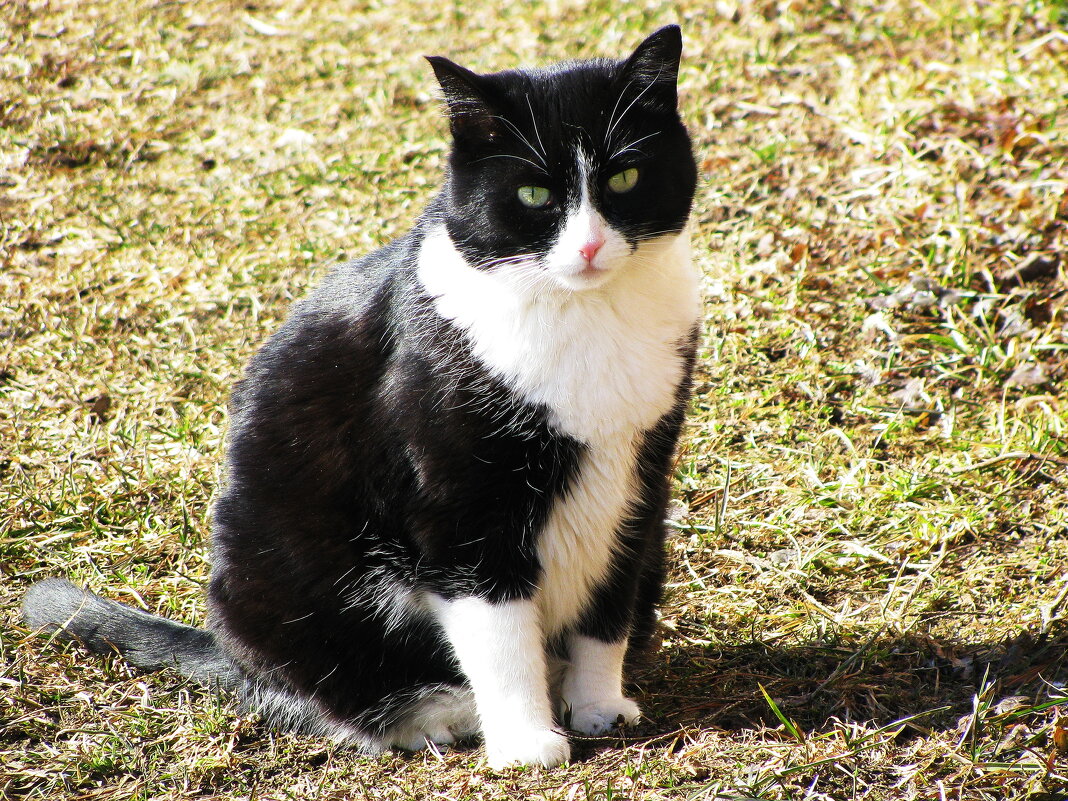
[[579, 237, 604, 263]]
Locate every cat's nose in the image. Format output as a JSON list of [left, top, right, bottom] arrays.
[[579, 236, 604, 263]]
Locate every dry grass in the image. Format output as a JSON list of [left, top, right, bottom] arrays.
[[3, 0, 1067, 799]]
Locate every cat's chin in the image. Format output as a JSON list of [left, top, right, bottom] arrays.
[[552, 265, 616, 291]]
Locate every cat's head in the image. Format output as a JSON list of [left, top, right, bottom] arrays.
[[427, 26, 696, 292]]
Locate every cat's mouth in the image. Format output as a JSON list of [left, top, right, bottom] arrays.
[[553, 261, 615, 291], [578, 262, 610, 280]]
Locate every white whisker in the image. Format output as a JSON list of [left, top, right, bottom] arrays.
[[525, 95, 548, 163], [604, 78, 636, 149], [492, 115, 548, 169], [605, 68, 665, 152], [473, 153, 547, 172], [609, 131, 659, 162]]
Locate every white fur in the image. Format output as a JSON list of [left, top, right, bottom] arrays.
[[535, 434, 638, 635], [340, 546, 429, 636], [417, 219, 697, 634], [385, 688, 480, 751], [248, 681, 382, 751], [416, 199, 699, 765], [560, 634, 640, 735], [427, 595, 570, 769], [547, 201, 618, 291], [416, 224, 698, 443]]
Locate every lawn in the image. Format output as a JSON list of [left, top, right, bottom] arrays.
[[2, 0, 1067, 799]]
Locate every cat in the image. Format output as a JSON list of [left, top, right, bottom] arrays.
[[22, 25, 700, 769]]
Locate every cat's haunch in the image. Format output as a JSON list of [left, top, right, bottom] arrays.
[[23, 25, 699, 770]]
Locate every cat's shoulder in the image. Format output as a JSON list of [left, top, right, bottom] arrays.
[[228, 232, 428, 412]]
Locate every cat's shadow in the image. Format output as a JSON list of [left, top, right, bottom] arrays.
[[611, 622, 1068, 749]]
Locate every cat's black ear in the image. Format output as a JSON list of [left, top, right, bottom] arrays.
[[617, 25, 683, 111], [426, 56, 500, 142]]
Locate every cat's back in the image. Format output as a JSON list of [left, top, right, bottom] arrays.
[[227, 235, 417, 409], [216, 232, 431, 517]]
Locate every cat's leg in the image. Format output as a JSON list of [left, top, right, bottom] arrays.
[[558, 398, 692, 735], [429, 595, 570, 769], [560, 633, 641, 735], [558, 524, 661, 735]]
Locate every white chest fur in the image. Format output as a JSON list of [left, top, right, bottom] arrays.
[[416, 224, 699, 631], [534, 434, 639, 633], [416, 224, 699, 444]]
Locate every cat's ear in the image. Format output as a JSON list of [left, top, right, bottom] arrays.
[[426, 56, 500, 143], [617, 25, 684, 111]]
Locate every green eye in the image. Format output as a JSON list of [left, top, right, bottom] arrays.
[[517, 185, 552, 208], [607, 167, 639, 193]]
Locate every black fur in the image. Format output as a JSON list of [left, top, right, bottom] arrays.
[[23, 26, 699, 757], [210, 249, 587, 732], [429, 26, 695, 264]]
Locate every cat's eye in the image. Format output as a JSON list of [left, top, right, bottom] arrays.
[[607, 168, 639, 193], [517, 185, 552, 208]]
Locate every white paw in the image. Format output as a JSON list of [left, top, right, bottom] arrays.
[[565, 696, 641, 735], [391, 721, 469, 751], [387, 690, 480, 751], [484, 726, 570, 770]]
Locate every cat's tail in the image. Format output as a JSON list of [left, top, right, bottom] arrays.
[[21, 578, 241, 690]]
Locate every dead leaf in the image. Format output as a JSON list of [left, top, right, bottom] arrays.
[[245, 14, 283, 36], [86, 393, 111, 423], [1005, 363, 1049, 388], [1054, 714, 1068, 753]]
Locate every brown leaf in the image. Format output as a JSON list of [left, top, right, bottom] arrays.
[[1054, 715, 1068, 753], [86, 393, 112, 422]]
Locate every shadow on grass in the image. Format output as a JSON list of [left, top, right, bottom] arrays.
[[626, 621, 1068, 740], [15, 606, 1067, 774]]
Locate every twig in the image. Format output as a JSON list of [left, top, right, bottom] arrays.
[[949, 451, 1068, 476]]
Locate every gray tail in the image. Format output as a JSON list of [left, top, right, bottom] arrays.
[[22, 578, 241, 691]]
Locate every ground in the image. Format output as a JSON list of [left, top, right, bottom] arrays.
[[2, 1, 1067, 799]]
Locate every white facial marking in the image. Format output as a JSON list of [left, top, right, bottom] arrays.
[[560, 634, 640, 735], [544, 147, 622, 290], [427, 595, 570, 769]]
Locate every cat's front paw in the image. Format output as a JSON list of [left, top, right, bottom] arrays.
[[565, 696, 641, 736], [484, 726, 570, 770]]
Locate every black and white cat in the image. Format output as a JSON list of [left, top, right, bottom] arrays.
[[23, 25, 699, 769]]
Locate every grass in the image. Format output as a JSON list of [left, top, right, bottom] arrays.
[[2, 0, 1067, 798]]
